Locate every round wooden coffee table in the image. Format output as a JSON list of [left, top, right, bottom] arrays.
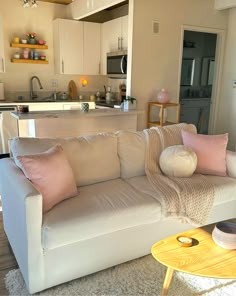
[[151, 219, 236, 296]]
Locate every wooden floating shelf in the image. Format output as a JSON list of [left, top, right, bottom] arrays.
[[10, 43, 48, 50], [11, 59, 49, 64]]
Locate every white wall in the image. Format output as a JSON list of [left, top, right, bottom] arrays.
[[0, 0, 107, 100], [215, 0, 236, 10], [129, 0, 228, 130], [216, 7, 236, 149]]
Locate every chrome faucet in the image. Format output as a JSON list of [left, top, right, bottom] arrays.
[[30, 76, 43, 99]]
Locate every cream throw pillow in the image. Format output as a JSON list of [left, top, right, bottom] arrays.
[[159, 145, 197, 177]]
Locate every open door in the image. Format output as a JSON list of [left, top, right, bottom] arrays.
[[179, 30, 217, 134]]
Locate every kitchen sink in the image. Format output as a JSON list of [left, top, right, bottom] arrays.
[[14, 93, 70, 103]]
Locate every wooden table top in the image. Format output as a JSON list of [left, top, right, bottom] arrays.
[[151, 219, 236, 279]]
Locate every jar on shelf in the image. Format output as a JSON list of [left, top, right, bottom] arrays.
[[30, 50, 35, 60], [157, 88, 170, 103], [34, 51, 39, 60], [23, 48, 29, 59]]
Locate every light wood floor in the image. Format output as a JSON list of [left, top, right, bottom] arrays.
[[0, 211, 18, 295]]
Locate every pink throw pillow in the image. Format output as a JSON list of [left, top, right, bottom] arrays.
[[181, 130, 228, 176], [17, 144, 78, 213]]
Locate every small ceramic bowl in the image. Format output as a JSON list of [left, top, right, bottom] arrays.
[[38, 40, 46, 45], [21, 39, 28, 44], [13, 53, 21, 59], [212, 221, 236, 249], [40, 55, 46, 60]]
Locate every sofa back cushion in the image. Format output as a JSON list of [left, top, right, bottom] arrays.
[[117, 130, 146, 179], [154, 123, 197, 149], [117, 124, 197, 179], [10, 133, 120, 186]]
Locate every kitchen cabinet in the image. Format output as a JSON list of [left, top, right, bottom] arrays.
[[53, 19, 101, 75], [63, 102, 95, 110], [27, 102, 95, 111], [180, 99, 211, 134], [0, 16, 5, 73], [53, 19, 83, 74], [101, 15, 128, 75], [83, 22, 101, 75], [70, 0, 126, 20]]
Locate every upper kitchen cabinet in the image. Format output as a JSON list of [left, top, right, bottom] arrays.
[[101, 15, 128, 75], [0, 16, 5, 73], [53, 19, 101, 75], [69, 0, 127, 20], [83, 22, 101, 75], [53, 19, 83, 74]]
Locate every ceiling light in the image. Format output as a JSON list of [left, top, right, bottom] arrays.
[[23, 0, 30, 8], [31, 0, 38, 8], [23, 0, 38, 8]]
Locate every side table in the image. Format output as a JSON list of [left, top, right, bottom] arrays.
[[147, 102, 180, 128]]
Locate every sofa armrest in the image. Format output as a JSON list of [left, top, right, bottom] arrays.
[[0, 158, 44, 291], [226, 150, 236, 178]]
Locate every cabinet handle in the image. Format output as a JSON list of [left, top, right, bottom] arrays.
[[1, 58, 4, 72], [98, 62, 101, 75], [120, 37, 123, 50], [62, 60, 64, 74], [118, 37, 120, 50]]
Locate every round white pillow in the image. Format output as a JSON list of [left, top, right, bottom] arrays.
[[159, 145, 197, 178]]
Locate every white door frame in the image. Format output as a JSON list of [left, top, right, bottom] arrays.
[[177, 25, 226, 134]]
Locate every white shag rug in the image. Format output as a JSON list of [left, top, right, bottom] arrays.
[[5, 255, 236, 296]]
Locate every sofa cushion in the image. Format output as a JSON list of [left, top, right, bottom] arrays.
[[117, 130, 146, 179], [159, 145, 197, 177], [42, 178, 162, 250], [181, 130, 228, 176], [117, 124, 197, 179], [10, 133, 120, 186], [226, 150, 236, 178], [126, 175, 236, 208], [17, 144, 78, 213], [204, 175, 236, 206], [154, 123, 197, 150]]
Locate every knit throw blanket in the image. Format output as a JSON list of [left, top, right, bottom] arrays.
[[144, 125, 215, 226]]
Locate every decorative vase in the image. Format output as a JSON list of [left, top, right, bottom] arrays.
[[28, 39, 36, 44], [122, 100, 137, 111], [157, 88, 170, 103]]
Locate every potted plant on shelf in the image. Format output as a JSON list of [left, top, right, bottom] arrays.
[[27, 32, 37, 44], [121, 96, 137, 111]]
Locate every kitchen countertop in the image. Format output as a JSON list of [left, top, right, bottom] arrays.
[[11, 109, 140, 120], [0, 99, 120, 108], [0, 99, 92, 104]]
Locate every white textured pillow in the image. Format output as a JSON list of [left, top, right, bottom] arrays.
[[159, 145, 197, 177]]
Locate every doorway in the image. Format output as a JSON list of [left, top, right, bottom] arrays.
[[179, 27, 224, 134]]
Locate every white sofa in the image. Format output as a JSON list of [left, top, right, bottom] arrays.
[[0, 123, 236, 294]]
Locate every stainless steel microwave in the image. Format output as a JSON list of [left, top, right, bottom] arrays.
[[107, 51, 127, 79]]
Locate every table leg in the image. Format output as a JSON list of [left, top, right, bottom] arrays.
[[161, 267, 174, 296]]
